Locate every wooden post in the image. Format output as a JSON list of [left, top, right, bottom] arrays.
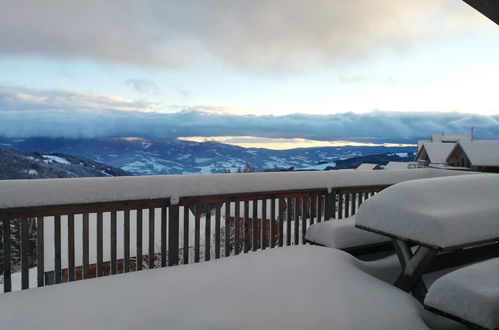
[[168, 205, 179, 266]]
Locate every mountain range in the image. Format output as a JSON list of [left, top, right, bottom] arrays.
[[0, 137, 416, 176]]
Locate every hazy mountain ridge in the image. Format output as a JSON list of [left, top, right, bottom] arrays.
[[0, 137, 416, 175], [0, 147, 129, 179]]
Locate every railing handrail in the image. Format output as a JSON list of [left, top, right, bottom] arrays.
[[0, 169, 472, 220]]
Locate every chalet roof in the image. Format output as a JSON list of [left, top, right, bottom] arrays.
[[431, 134, 470, 143], [356, 163, 380, 170], [451, 140, 499, 167], [384, 162, 409, 170], [416, 142, 455, 164]]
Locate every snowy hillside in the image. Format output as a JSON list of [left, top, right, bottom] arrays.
[[0, 137, 416, 175]]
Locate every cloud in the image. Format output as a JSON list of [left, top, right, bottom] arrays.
[[125, 79, 159, 95], [1, 86, 499, 142], [0, 1, 487, 68]]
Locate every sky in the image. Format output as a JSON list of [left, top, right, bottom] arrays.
[[1, 0, 499, 146]]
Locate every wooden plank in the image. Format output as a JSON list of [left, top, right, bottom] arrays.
[[54, 215, 62, 284], [252, 200, 258, 251], [67, 214, 75, 281], [224, 202, 230, 257], [194, 206, 200, 262], [337, 193, 343, 220], [161, 206, 167, 267], [358, 192, 364, 207], [3, 219, 11, 292], [96, 212, 103, 277], [82, 213, 89, 279], [136, 209, 143, 271], [270, 198, 276, 248], [205, 205, 211, 261], [310, 193, 316, 225], [331, 191, 337, 220], [110, 211, 117, 274], [317, 194, 322, 222], [301, 196, 307, 244], [294, 197, 299, 245], [167, 205, 178, 266], [286, 198, 292, 246], [234, 202, 240, 255], [278, 198, 284, 247], [21, 218, 29, 289], [215, 204, 221, 259], [148, 208, 155, 269], [244, 200, 250, 253], [344, 194, 350, 218], [124, 210, 130, 273], [36, 216, 44, 287], [183, 207, 190, 263], [261, 198, 267, 250], [351, 193, 357, 216]]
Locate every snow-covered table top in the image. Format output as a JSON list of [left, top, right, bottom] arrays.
[[0, 246, 431, 330], [425, 257, 499, 330], [355, 174, 499, 250]]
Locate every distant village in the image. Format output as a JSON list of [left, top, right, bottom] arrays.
[[357, 133, 499, 173]]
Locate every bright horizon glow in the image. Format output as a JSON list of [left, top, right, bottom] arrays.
[[177, 136, 416, 150]]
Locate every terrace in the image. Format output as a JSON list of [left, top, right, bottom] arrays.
[[3, 168, 498, 329]]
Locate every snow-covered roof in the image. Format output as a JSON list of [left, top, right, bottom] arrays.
[[355, 173, 499, 250], [451, 140, 499, 167], [0, 169, 473, 210], [416, 142, 455, 164], [431, 134, 470, 143], [356, 163, 380, 170], [0, 246, 432, 330], [384, 162, 410, 170]]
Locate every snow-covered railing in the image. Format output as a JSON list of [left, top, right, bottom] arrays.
[[0, 169, 472, 293]]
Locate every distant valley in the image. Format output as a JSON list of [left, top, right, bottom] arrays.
[[0, 137, 416, 176]]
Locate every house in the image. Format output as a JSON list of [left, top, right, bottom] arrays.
[[415, 133, 471, 168], [384, 161, 411, 170], [447, 140, 499, 172], [356, 163, 381, 170]]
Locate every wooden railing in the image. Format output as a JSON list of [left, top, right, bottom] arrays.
[[0, 169, 470, 293]]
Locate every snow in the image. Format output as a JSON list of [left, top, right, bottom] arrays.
[[455, 140, 499, 167], [425, 257, 499, 329], [28, 169, 38, 176], [0, 246, 430, 330], [384, 161, 410, 170], [42, 155, 71, 165], [355, 173, 499, 249], [305, 216, 390, 249], [0, 169, 473, 210], [417, 143, 455, 164], [356, 163, 379, 170]]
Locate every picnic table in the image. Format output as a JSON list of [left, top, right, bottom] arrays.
[[355, 173, 499, 303]]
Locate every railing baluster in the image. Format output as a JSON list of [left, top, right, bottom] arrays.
[[351, 193, 357, 216], [234, 202, 240, 255], [317, 194, 323, 223], [68, 214, 75, 281], [3, 219, 11, 293], [252, 200, 258, 251], [358, 192, 364, 207], [161, 206, 167, 267], [224, 202, 230, 257], [194, 206, 200, 262], [294, 197, 299, 245], [311, 193, 316, 225], [124, 210, 130, 273], [331, 191, 337, 220], [261, 198, 267, 250], [183, 206, 190, 263], [278, 198, 284, 247], [36, 217, 44, 287], [96, 212, 103, 277], [54, 215, 62, 284], [148, 208, 155, 269], [82, 213, 89, 279], [270, 198, 276, 248], [21, 218, 29, 289], [215, 205, 221, 259], [338, 193, 343, 220], [244, 200, 250, 253], [205, 204, 211, 261], [345, 194, 350, 218], [301, 196, 307, 244], [286, 198, 292, 246], [110, 211, 117, 275], [136, 209, 143, 271], [168, 205, 179, 266]]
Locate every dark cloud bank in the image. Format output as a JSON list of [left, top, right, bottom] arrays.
[[1, 109, 498, 144]]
